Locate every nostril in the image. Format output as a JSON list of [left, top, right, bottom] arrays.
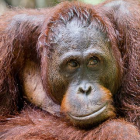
[[79, 86, 92, 94], [87, 86, 92, 94], [79, 87, 85, 93]]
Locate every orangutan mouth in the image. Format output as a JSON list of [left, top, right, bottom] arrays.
[[68, 105, 106, 121]]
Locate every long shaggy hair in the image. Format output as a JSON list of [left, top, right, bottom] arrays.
[[0, 0, 140, 139]]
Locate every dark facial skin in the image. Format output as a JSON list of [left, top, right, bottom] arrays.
[[45, 18, 119, 127]]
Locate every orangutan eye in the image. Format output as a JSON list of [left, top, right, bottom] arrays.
[[68, 60, 79, 68], [88, 57, 99, 66]]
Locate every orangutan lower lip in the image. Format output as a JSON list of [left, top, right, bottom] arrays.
[[68, 105, 106, 121]]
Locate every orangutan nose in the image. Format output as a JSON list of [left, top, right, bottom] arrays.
[[78, 83, 92, 95]]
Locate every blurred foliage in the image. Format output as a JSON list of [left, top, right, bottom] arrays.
[[80, 0, 105, 5], [0, 0, 104, 15], [3, 0, 104, 8], [4, 0, 75, 8]]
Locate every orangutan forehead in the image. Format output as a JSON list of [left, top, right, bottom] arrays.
[[51, 17, 108, 51], [44, 6, 110, 53]]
